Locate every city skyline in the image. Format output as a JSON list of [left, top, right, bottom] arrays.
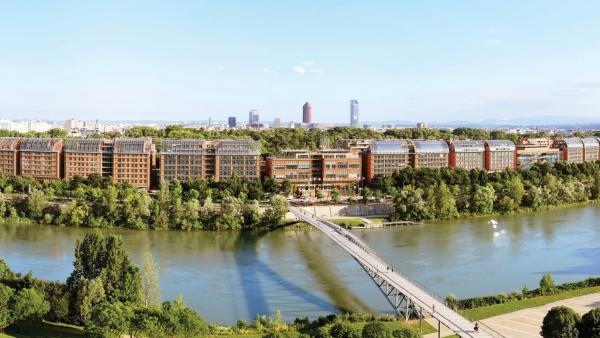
[[1, 1, 600, 122]]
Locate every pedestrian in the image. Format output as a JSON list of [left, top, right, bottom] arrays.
[[474, 322, 479, 333], [432, 304, 435, 313]]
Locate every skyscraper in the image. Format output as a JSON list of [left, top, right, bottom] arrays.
[[350, 99, 359, 127], [273, 117, 281, 128], [248, 110, 259, 126], [228, 116, 237, 128], [302, 102, 312, 124]]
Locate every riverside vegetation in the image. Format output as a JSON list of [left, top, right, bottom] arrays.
[[0, 232, 424, 338]]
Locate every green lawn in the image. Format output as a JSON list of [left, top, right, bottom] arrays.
[[0, 321, 83, 338], [461, 286, 600, 321], [365, 217, 389, 223]]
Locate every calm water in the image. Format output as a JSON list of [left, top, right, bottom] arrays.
[[0, 205, 599, 324]]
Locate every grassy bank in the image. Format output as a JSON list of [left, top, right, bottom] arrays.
[[0, 321, 83, 338], [461, 286, 600, 321]]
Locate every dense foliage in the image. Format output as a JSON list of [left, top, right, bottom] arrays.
[[0, 174, 289, 231], [541, 306, 581, 338], [578, 308, 600, 338], [370, 161, 600, 222]]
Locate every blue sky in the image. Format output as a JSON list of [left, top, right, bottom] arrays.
[[1, 1, 600, 123]]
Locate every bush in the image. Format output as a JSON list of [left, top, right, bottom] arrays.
[[579, 308, 600, 338], [392, 327, 419, 338], [541, 306, 580, 338], [540, 273, 556, 291], [361, 321, 392, 338], [329, 322, 360, 338]]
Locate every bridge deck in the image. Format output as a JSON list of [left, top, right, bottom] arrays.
[[290, 207, 498, 338]]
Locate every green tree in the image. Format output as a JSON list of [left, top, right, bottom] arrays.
[[11, 288, 50, 324], [470, 184, 495, 214], [541, 306, 580, 338], [0, 258, 14, 280], [25, 189, 47, 219], [85, 301, 134, 338], [361, 321, 393, 338], [163, 296, 208, 337], [141, 252, 161, 307], [331, 189, 341, 203], [75, 277, 106, 322], [433, 182, 458, 219], [540, 273, 556, 291], [262, 195, 288, 227], [330, 321, 360, 338], [392, 327, 419, 338], [391, 186, 431, 221], [578, 308, 600, 338], [0, 284, 15, 331]]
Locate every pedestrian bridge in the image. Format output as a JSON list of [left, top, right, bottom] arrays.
[[289, 206, 503, 338]]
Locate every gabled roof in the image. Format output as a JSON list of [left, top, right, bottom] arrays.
[[0, 137, 21, 151], [450, 140, 485, 152], [114, 138, 153, 154], [216, 139, 261, 155], [581, 138, 599, 147], [556, 138, 583, 148], [19, 138, 63, 152], [484, 140, 516, 151], [160, 139, 206, 154], [64, 139, 104, 153], [370, 140, 409, 154], [410, 140, 449, 154]]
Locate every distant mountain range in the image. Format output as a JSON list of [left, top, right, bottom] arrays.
[[367, 115, 600, 128]]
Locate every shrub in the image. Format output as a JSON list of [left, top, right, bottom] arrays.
[[540, 273, 556, 291], [541, 306, 580, 338], [361, 321, 392, 338], [329, 322, 360, 338], [578, 308, 600, 338], [392, 327, 419, 338]]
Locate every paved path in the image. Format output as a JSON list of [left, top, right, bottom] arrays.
[[290, 206, 497, 338], [424, 293, 600, 338], [480, 292, 600, 338]]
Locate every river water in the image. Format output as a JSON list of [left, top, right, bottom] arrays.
[[0, 205, 598, 324]]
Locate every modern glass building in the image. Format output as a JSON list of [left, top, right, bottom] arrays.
[[365, 140, 410, 182], [448, 140, 485, 170], [350, 99, 359, 127], [409, 140, 449, 168]]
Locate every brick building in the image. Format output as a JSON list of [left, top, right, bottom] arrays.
[[554, 138, 584, 163], [320, 149, 362, 191], [214, 139, 261, 181], [448, 140, 485, 170], [159, 139, 217, 181], [266, 150, 315, 195], [0, 138, 21, 177], [112, 138, 155, 189], [64, 139, 107, 179], [365, 140, 409, 183], [581, 138, 600, 162], [19, 138, 64, 180], [484, 140, 516, 171], [516, 138, 560, 168], [409, 140, 449, 168]]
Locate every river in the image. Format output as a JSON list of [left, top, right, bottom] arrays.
[[0, 205, 598, 324]]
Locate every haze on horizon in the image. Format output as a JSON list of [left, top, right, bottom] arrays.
[[1, 1, 599, 123]]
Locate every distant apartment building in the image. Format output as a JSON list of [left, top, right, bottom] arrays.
[[365, 140, 410, 183], [484, 140, 516, 171], [409, 140, 449, 168], [19, 138, 64, 180], [248, 110, 260, 127], [112, 138, 155, 189], [554, 138, 584, 163], [267, 148, 361, 195], [159, 139, 216, 182], [581, 138, 600, 162], [64, 139, 115, 179], [273, 117, 281, 128], [350, 99, 359, 127], [228, 117, 237, 128], [448, 140, 485, 170], [516, 138, 560, 168], [214, 139, 261, 181], [0, 138, 21, 176], [303, 102, 312, 124]]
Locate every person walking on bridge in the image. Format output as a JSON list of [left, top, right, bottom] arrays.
[[474, 322, 479, 333]]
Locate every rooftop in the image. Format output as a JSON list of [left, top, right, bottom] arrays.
[[370, 140, 409, 154], [19, 138, 64, 152]]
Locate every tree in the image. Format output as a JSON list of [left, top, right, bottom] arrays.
[[262, 195, 288, 227], [162, 296, 208, 337], [331, 189, 341, 203], [85, 301, 134, 338], [470, 184, 495, 214], [0, 259, 14, 280], [0, 284, 15, 331], [11, 288, 50, 324], [541, 306, 580, 338], [432, 182, 458, 219], [67, 232, 142, 323], [540, 273, 556, 292], [361, 321, 393, 338], [330, 322, 360, 338], [25, 189, 47, 219], [141, 252, 161, 307], [75, 277, 106, 322], [391, 327, 419, 338], [578, 308, 600, 338], [391, 186, 431, 222]]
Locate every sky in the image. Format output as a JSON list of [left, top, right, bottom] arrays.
[[1, 0, 600, 123]]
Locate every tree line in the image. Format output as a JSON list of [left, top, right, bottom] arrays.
[[0, 174, 289, 231], [369, 161, 600, 222]]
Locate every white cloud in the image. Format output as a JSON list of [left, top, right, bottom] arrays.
[[292, 66, 306, 74]]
